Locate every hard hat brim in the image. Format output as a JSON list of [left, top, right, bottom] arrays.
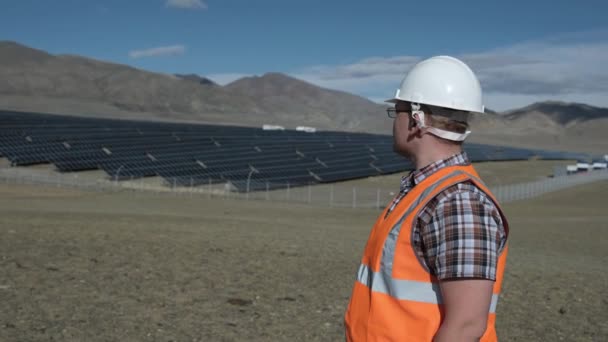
[[385, 96, 485, 114], [384, 96, 405, 104]]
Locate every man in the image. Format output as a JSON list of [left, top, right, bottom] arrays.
[[344, 56, 509, 342]]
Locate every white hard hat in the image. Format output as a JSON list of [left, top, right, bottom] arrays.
[[386, 56, 485, 114]]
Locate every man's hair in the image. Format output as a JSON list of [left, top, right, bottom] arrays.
[[422, 104, 470, 134]]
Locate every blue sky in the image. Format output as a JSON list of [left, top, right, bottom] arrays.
[[1, 0, 608, 110]]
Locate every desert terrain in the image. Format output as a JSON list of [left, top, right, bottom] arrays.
[[0, 161, 606, 341]]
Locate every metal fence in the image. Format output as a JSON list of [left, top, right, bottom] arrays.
[[1, 166, 607, 208]]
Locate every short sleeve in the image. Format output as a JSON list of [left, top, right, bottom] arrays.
[[420, 185, 506, 281]]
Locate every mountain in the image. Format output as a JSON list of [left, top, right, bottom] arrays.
[[468, 102, 608, 153], [0, 41, 54, 64], [503, 101, 608, 126], [175, 73, 217, 86], [0, 41, 606, 153], [225, 72, 386, 130], [0, 41, 268, 125], [0, 41, 385, 131]]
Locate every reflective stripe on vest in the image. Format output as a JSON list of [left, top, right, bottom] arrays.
[[356, 263, 499, 313]]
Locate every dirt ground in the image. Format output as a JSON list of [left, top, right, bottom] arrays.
[[348, 159, 575, 190], [0, 178, 606, 341]]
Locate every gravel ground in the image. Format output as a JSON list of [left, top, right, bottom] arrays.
[[0, 180, 606, 341]]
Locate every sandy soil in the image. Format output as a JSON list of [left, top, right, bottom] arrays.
[[0, 179, 606, 341]]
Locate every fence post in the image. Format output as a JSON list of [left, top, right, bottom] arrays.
[[352, 187, 357, 209], [208, 178, 212, 199], [265, 182, 269, 201], [307, 183, 312, 204], [330, 184, 334, 207], [376, 189, 381, 210], [286, 182, 290, 200]]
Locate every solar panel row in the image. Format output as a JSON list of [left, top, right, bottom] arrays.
[[0, 110, 588, 191]]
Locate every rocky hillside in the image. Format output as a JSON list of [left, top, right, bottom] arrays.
[[1, 41, 606, 153], [0, 41, 384, 130]]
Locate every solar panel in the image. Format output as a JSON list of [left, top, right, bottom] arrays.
[[0, 110, 590, 191]]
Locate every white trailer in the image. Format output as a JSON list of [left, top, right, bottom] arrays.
[[566, 165, 578, 174], [296, 126, 317, 133], [592, 160, 607, 169], [576, 161, 590, 172], [262, 124, 285, 131]]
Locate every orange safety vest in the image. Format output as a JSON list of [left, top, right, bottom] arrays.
[[344, 164, 509, 342]]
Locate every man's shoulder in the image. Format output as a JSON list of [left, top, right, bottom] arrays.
[[429, 179, 494, 205], [418, 180, 500, 223]]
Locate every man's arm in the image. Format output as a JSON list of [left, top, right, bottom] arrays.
[[420, 185, 506, 341], [434, 279, 494, 342]]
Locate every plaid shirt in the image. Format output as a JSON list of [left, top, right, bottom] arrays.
[[387, 152, 507, 281]]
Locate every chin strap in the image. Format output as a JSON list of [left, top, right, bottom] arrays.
[[410, 103, 471, 142]]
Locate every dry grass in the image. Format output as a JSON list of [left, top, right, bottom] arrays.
[[328, 159, 574, 190], [0, 176, 606, 341], [497, 182, 608, 341]]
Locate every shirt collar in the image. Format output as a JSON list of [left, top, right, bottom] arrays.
[[400, 151, 470, 192]]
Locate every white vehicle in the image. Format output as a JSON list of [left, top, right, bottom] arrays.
[[592, 160, 607, 169], [576, 160, 590, 172], [262, 124, 285, 131], [296, 126, 317, 133], [566, 165, 578, 174]]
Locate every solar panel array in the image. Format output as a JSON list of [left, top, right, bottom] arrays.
[[0, 110, 587, 191]]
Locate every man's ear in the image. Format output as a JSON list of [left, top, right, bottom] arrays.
[[409, 113, 426, 136], [408, 115, 416, 130], [414, 126, 426, 138]]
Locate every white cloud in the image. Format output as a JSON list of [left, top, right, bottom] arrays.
[[166, 0, 207, 10], [288, 31, 608, 111], [129, 45, 186, 59], [460, 41, 608, 96]]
